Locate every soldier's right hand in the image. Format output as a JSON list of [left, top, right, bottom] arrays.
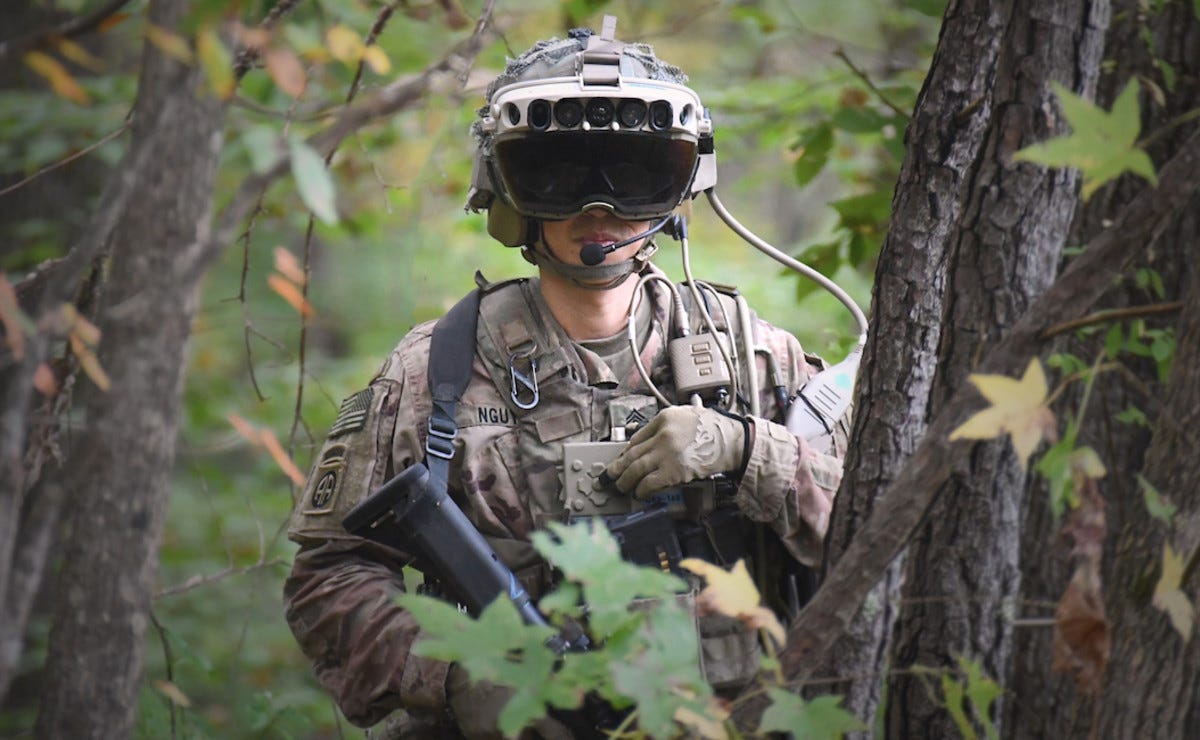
[[446, 663, 573, 740]]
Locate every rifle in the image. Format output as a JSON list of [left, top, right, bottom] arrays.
[[343, 463, 628, 737]]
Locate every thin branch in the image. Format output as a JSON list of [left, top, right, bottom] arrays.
[[834, 47, 911, 120], [195, 0, 496, 280], [149, 610, 179, 740], [0, 0, 135, 64], [1041, 301, 1184, 338], [154, 559, 286, 598], [232, 0, 304, 80], [0, 119, 132, 198]]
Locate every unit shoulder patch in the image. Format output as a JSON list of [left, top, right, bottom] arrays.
[[304, 443, 348, 515], [329, 388, 374, 438]]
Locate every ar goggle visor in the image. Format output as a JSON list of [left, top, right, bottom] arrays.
[[492, 131, 698, 221]]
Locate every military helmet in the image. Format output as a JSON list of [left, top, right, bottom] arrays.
[[467, 16, 717, 246]]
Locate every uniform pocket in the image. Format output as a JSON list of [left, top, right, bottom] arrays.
[[698, 612, 762, 690]]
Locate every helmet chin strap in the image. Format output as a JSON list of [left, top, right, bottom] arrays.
[[525, 224, 658, 291]]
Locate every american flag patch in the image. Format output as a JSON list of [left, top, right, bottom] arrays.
[[328, 388, 373, 437]]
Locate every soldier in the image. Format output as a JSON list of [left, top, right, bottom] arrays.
[[285, 17, 850, 740]]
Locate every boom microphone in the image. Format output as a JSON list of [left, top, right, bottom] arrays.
[[579, 215, 676, 266]]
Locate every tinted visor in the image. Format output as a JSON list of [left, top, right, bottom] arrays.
[[492, 132, 699, 220]]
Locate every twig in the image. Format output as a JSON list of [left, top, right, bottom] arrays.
[[1040, 301, 1184, 338], [149, 610, 179, 739], [155, 559, 286, 598], [0, 0, 135, 64], [834, 47, 911, 121], [0, 119, 131, 198], [232, 0, 304, 80]]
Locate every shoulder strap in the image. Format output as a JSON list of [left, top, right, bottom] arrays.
[[425, 289, 481, 491]]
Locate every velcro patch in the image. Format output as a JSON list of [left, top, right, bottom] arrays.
[[329, 388, 373, 438], [304, 444, 347, 514]]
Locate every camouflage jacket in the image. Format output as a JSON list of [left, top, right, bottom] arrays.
[[284, 274, 847, 732]]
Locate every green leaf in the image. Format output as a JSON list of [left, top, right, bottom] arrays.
[[1114, 405, 1149, 428], [1035, 433, 1077, 518], [941, 674, 976, 740], [242, 125, 281, 174], [831, 105, 892, 134], [288, 136, 339, 224], [959, 656, 1002, 740], [792, 122, 834, 187], [1013, 80, 1157, 200], [1047, 352, 1087, 376], [1104, 323, 1123, 359], [759, 688, 867, 738], [1139, 474, 1176, 524]]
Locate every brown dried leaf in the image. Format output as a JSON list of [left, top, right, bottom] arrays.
[[437, 0, 472, 29], [265, 47, 307, 98], [1052, 567, 1110, 695], [259, 426, 306, 486], [267, 274, 314, 317], [227, 413, 259, 444], [33, 362, 58, 397], [55, 38, 105, 72], [154, 679, 192, 707], [272, 246, 306, 286]]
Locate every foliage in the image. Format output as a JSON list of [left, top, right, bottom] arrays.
[[398, 521, 863, 739], [0, 0, 944, 736]]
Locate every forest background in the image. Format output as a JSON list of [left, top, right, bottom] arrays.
[[2, 0, 1198, 738]]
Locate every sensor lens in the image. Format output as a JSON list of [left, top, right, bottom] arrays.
[[617, 99, 648, 128], [554, 98, 584, 128], [585, 98, 615, 128], [528, 99, 551, 131], [648, 100, 673, 131]]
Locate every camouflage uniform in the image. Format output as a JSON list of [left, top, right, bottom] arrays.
[[284, 273, 847, 737]]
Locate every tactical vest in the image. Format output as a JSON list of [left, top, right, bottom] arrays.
[[443, 274, 763, 689]]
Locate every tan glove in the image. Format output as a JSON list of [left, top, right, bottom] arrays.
[[445, 664, 572, 740], [606, 405, 747, 499]]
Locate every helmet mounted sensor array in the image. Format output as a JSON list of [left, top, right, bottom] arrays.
[[468, 18, 717, 245]]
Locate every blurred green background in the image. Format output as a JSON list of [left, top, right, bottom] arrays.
[[2, 0, 941, 736]]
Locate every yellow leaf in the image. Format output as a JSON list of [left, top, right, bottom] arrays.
[[197, 26, 234, 99], [325, 25, 363, 65], [673, 704, 730, 740], [154, 679, 192, 707], [68, 311, 102, 347], [265, 47, 307, 98], [949, 358, 1057, 468], [1153, 544, 1195, 641], [0, 274, 26, 360], [273, 246, 307, 286], [680, 558, 786, 646], [23, 51, 91, 105], [267, 274, 314, 317], [145, 24, 194, 64], [69, 333, 110, 391], [361, 46, 391, 74], [55, 38, 105, 72]]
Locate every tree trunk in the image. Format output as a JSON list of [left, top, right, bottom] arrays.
[[33, 0, 225, 736], [1006, 2, 1200, 736], [816, 2, 1105, 732], [883, 2, 1106, 737]]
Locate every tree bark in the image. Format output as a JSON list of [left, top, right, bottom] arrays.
[[33, 0, 225, 736], [1006, 2, 1200, 736], [884, 2, 1106, 737]]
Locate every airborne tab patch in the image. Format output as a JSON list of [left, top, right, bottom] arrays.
[[329, 388, 373, 438]]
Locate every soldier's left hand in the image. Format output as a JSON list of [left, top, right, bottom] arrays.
[[606, 405, 746, 499]]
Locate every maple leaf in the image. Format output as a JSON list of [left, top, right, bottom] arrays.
[[1013, 80, 1157, 200], [679, 558, 786, 646], [1153, 543, 1195, 642], [949, 358, 1057, 468]]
